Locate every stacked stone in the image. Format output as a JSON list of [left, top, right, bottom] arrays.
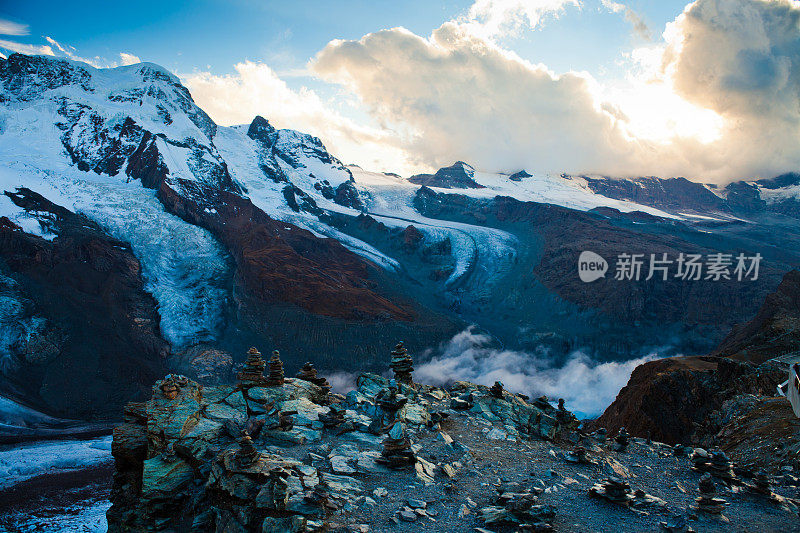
[[319, 405, 346, 429], [389, 342, 414, 385], [691, 448, 710, 472], [278, 410, 296, 431], [377, 421, 416, 468], [708, 449, 735, 483], [265, 350, 285, 387], [695, 473, 728, 514], [490, 381, 504, 398], [533, 396, 552, 410], [556, 398, 576, 425], [295, 362, 331, 392], [158, 374, 189, 400], [590, 477, 633, 505], [377, 382, 408, 424], [238, 347, 267, 385], [235, 434, 260, 467], [614, 427, 630, 451], [751, 472, 773, 496], [565, 446, 595, 465]]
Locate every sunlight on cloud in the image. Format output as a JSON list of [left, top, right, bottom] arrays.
[[182, 61, 412, 174], [463, 0, 581, 38]]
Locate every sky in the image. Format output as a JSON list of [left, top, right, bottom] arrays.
[[1, 0, 800, 182]]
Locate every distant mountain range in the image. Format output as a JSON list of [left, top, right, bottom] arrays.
[[2, 52, 800, 427]]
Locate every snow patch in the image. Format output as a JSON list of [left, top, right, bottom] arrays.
[[0, 435, 112, 489]]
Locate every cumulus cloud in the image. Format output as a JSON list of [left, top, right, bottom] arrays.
[[415, 328, 658, 417], [313, 22, 657, 176], [0, 19, 29, 36], [312, 1, 800, 181], [658, 0, 800, 179], [462, 0, 581, 38], [182, 61, 412, 172]]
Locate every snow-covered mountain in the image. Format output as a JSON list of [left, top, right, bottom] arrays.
[[1, 53, 800, 428]]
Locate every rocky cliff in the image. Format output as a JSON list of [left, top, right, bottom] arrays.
[[594, 270, 800, 458], [0, 188, 168, 422], [714, 269, 800, 363]]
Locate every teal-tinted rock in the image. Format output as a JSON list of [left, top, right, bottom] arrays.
[[141, 456, 194, 497]]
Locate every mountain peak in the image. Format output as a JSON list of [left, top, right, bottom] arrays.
[[407, 161, 484, 189], [246, 115, 276, 143]]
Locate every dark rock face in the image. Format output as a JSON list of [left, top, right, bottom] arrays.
[[408, 162, 485, 189], [246, 115, 276, 144], [413, 187, 781, 353], [581, 172, 800, 219], [508, 170, 532, 181], [0, 54, 93, 100], [591, 356, 784, 445], [0, 189, 168, 420], [714, 269, 800, 364], [581, 176, 729, 214], [333, 180, 364, 210]]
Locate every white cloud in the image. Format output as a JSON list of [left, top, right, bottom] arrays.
[[44, 36, 108, 68], [0, 39, 53, 56], [461, 0, 582, 38], [313, 22, 656, 176], [414, 328, 659, 417], [0, 19, 29, 36], [312, 1, 800, 181], [119, 52, 141, 66], [181, 61, 412, 173], [600, 0, 652, 39]]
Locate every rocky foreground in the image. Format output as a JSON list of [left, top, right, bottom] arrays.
[[107, 345, 800, 532]]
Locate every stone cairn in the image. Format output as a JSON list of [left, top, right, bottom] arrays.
[[238, 347, 267, 386], [295, 361, 331, 393], [378, 420, 416, 468], [235, 434, 260, 467], [673, 443, 691, 457], [694, 473, 728, 514], [556, 398, 576, 425], [691, 448, 711, 472], [613, 427, 630, 452], [158, 374, 188, 400], [265, 350, 285, 387], [319, 404, 345, 429], [490, 381, 504, 398], [564, 446, 595, 465], [377, 380, 408, 425], [389, 341, 414, 385], [707, 449, 735, 484], [751, 472, 773, 496], [589, 477, 633, 506]]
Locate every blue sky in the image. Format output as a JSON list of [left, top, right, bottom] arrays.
[[2, 0, 685, 83], [1, 1, 798, 181]]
